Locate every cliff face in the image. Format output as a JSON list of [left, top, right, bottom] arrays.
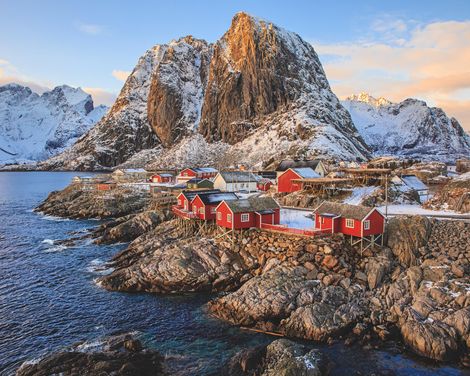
[[147, 36, 212, 147], [198, 13, 363, 147], [342, 93, 470, 162]]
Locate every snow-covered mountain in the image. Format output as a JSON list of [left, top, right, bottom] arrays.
[[0, 84, 107, 164], [342, 93, 470, 161], [42, 12, 370, 171]]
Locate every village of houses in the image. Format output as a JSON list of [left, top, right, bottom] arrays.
[[72, 156, 470, 252]]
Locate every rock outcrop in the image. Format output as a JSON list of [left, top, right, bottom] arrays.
[[16, 333, 166, 376], [225, 339, 327, 376], [35, 185, 150, 219], [424, 172, 470, 213]]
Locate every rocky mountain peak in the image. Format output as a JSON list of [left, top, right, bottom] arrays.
[[345, 92, 392, 107]]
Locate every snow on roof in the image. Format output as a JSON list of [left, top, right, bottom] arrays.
[[156, 173, 174, 177], [119, 168, 147, 173], [292, 167, 320, 178], [197, 192, 239, 204], [401, 175, 428, 191], [315, 201, 378, 221], [193, 167, 218, 173], [219, 171, 261, 183]]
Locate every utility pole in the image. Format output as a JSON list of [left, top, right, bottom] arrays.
[[384, 173, 389, 220]]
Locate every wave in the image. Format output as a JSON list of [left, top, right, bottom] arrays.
[[41, 239, 55, 245], [41, 215, 70, 222], [43, 245, 69, 253], [87, 258, 114, 276]]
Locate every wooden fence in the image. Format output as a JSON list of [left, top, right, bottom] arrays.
[[260, 223, 331, 238]]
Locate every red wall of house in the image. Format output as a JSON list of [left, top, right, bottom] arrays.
[[257, 181, 273, 191], [337, 218, 362, 237], [191, 196, 205, 219], [177, 193, 192, 211], [179, 169, 197, 179], [216, 202, 233, 229], [277, 170, 302, 193], [363, 210, 385, 236], [315, 214, 335, 232]]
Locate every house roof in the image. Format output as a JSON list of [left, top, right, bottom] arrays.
[[276, 159, 323, 171], [180, 189, 221, 201], [187, 178, 212, 184], [401, 175, 428, 191], [195, 192, 239, 205], [224, 197, 279, 213], [257, 178, 273, 185], [291, 167, 320, 179], [192, 167, 218, 173], [315, 201, 380, 221], [155, 173, 174, 177], [218, 171, 261, 183]]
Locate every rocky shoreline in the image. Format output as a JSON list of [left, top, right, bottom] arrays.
[[16, 333, 166, 376], [34, 185, 470, 370]]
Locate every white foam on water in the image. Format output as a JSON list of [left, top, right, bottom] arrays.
[[86, 258, 115, 275], [43, 245, 68, 253], [75, 339, 106, 353], [41, 214, 70, 222], [41, 239, 54, 245]]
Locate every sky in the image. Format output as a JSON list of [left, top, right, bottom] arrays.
[[1, 0, 469, 130]]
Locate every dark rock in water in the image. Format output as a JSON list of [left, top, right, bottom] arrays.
[[35, 184, 150, 219], [224, 345, 267, 375], [225, 339, 328, 376], [16, 333, 166, 376]]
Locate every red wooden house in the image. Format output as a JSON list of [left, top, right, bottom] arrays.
[[151, 173, 175, 183], [177, 167, 218, 182], [175, 189, 221, 212], [191, 192, 238, 220], [216, 197, 280, 230], [277, 168, 320, 193], [96, 181, 117, 191], [257, 178, 273, 191], [313, 201, 385, 247]]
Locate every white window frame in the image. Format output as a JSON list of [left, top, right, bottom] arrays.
[[199, 207, 204, 214], [227, 214, 232, 223], [217, 212, 222, 220], [346, 218, 355, 228], [241, 213, 250, 222], [364, 220, 370, 230], [321, 217, 325, 224], [193, 206, 198, 214]]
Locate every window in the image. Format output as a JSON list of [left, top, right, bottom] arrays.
[[193, 206, 198, 213], [364, 220, 370, 230], [199, 207, 204, 214], [183, 172, 187, 176], [211, 207, 216, 214], [346, 219, 355, 228], [227, 214, 232, 222], [241, 213, 249, 222], [321, 217, 325, 224], [217, 212, 222, 220]]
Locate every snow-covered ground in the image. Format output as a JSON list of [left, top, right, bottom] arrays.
[[343, 186, 379, 205], [378, 204, 469, 218], [280, 208, 314, 229]]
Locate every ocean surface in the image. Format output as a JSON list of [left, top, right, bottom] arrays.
[[0, 172, 466, 375]]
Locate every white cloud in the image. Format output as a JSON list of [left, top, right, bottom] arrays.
[[112, 69, 131, 82], [77, 23, 103, 35], [83, 87, 117, 106], [314, 19, 470, 131]]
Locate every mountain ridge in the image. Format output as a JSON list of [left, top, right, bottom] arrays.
[[0, 83, 107, 165]]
